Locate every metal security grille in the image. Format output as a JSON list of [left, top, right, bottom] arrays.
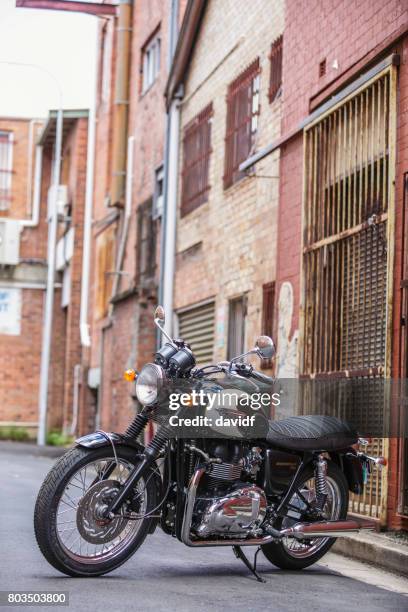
[[0, 131, 13, 210], [269, 35, 283, 103], [178, 302, 215, 366], [181, 103, 213, 216], [224, 58, 260, 189], [301, 65, 397, 523]]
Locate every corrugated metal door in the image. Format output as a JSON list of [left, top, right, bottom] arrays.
[[300, 64, 397, 524], [178, 302, 215, 366]]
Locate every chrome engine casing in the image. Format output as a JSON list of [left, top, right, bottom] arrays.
[[193, 484, 267, 538]]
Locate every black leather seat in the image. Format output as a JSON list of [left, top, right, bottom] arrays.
[[266, 415, 358, 451]]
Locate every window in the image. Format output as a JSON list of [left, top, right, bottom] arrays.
[[95, 224, 115, 320], [178, 301, 215, 366], [153, 164, 164, 219], [181, 103, 213, 216], [261, 282, 275, 369], [224, 59, 260, 189], [0, 131, 13, 211], [141, 30, 161, 93], [227, 296, 247, 360], [136, 199, 156, 285], [269, 35, 283, 102]]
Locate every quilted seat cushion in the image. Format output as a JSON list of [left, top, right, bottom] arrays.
[[266, 415, 358, 451]]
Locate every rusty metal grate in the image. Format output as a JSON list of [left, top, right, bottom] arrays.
[[181, 103, 213, 216], [301, 67, 397, 524], [224, 58, 260, 189]]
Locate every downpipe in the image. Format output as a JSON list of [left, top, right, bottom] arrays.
[[181, 468, 376, 547]]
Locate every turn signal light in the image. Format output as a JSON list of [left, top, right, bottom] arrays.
[[124, 369, 137, 382]]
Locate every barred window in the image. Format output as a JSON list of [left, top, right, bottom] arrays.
[[261, 282, 275, 369], [269, 35, 283, 102], [0, 131, 13, 211], [181, 103, 213, 217], [136, 199, 156, 286], [224, 59, 260, 189]]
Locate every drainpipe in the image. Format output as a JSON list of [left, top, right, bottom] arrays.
[[160, 96, 181, 338], [110, 0, 133, 207], [110, 134, 134, 306], [158, 0, 180, 343], [79, 99, 97, 347]]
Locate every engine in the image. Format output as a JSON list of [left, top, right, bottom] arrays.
[[191, 442, 267, 538]]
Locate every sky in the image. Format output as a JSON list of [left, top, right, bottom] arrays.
[[0, 0, 98, 118]]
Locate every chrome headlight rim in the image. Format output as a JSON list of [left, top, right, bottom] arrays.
[[136, 363, 165, 406]]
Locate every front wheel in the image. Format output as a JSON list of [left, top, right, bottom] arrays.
[[261, 460, 348, 571], [34, 445, 158, 577]]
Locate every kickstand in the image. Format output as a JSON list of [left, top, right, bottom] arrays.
[[233, 546, 266, 583]]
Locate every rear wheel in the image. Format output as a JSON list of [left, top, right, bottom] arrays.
[[261, 460, 348, 570], [34, 446, 158, 577]]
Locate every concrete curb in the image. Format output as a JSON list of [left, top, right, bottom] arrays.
[[0, 440, 67, 459], [333, 532, 408, 577]]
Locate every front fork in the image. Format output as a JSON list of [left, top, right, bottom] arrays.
[[104, 407, 169, 517]]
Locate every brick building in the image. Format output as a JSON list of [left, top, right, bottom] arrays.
[[164, 0, 408, 531], [164, 0, 284, 370], [0, 110, 88, 436], [79, 0, 188, 435], [237, 1, 407, 529]]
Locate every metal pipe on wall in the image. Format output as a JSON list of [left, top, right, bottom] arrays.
[[110, 0, 133, 207], [161, 97, 181, 338], [37, 105, 63, 446]]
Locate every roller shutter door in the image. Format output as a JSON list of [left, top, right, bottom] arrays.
[[178, 302, 215, 366]]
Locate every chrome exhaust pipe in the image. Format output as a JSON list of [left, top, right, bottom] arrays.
[[280, 519, 376, 539], [181, 467, 376, 547]]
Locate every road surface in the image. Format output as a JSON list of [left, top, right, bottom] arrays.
[[0, 446, 407, 611]]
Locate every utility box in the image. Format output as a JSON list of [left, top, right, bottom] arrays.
[[47, 184, 69, 219], [0, 220, 20, 266]]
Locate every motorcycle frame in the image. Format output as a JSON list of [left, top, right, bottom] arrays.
[[76, 423, 363, 542]]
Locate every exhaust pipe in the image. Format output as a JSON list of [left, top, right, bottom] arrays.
[[280, 519, 376, 539], [181, 468, 376, 547]]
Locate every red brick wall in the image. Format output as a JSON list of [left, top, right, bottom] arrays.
[[277, 1, 408, 529]]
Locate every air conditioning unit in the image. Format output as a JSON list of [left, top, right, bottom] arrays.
[[47, 184, 69, 219], [0, 220, 20, 266]]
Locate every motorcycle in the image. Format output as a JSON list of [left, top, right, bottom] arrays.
[[34, 306, 384, 580]]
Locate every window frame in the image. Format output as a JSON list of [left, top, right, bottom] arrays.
[[224, 58, 260, 190], [135, 198, 156, 286], [181, 103, 213, 217], [227, 295, 248, 360], [0, 131, 14, 211], [140, 27, 161, 94]]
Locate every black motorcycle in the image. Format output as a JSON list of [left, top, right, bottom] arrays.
[[34, 306, 383, 580]]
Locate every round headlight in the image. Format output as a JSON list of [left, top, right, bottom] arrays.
[[136, 363, 164, 405]]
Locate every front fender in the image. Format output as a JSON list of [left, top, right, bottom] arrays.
[[75, 431, 161, 534], [75, 431, 144, 453]]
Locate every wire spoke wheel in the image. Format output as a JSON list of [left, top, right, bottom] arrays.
[[56, 457, 147, 564], [261, 460, 348, 571], [34, 446, 159, 576]]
